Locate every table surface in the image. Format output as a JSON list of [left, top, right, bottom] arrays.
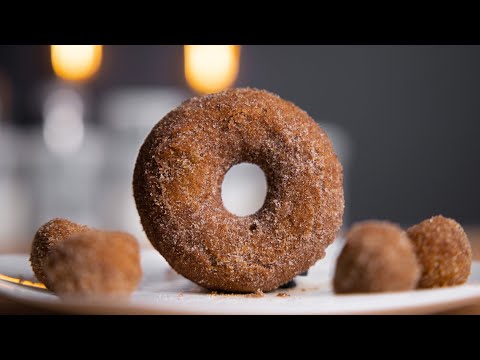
[[2, 228, 480, 315]]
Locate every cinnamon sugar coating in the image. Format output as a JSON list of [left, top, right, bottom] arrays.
[[334, 221, 420, 294], [133, 88, 344, 292], [44, 231, 142, 298], [407, 215, 472, 288], [30, 218, 90, 288]]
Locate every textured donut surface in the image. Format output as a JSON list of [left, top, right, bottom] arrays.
[[133, 88, 344, 292]]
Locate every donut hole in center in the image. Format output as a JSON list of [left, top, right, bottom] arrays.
[[221, 163, 267, 217]]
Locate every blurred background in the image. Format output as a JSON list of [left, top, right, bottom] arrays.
[[0, 45, 479, 252]]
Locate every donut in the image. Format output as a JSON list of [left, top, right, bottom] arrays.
[[133, 88, 344, 292], [334, 221, 420, 294], [44, 231, 142, 298], [30, 218, 91, 288], [407, 215, 472, 288]]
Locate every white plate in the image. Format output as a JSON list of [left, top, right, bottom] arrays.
[[1, 244, 480, 314]]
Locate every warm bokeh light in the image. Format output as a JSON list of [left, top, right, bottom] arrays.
[[43, 88, 84, 156], [184, 45, 240, 94], [0, 274, 46, 289], [51, 45, 103, 82]]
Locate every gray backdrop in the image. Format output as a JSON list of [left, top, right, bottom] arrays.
[[237, 45, 480, 226]]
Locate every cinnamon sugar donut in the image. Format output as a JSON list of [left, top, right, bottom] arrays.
[[334, 221, 420, 294], [44, 231, 142, 298], [30, 218, 91, 288], [133, 88, 344, 292], [407, 215, 472, 288]]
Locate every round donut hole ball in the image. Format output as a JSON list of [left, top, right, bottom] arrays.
[[407, 215, 472, 289], [44, 231, 142, 298], [133, 88, 344, 293], [30, 218, 91, 289], [334, 221, 420, 294]]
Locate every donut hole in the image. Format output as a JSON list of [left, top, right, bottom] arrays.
[[221, 163, 267, 217]]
